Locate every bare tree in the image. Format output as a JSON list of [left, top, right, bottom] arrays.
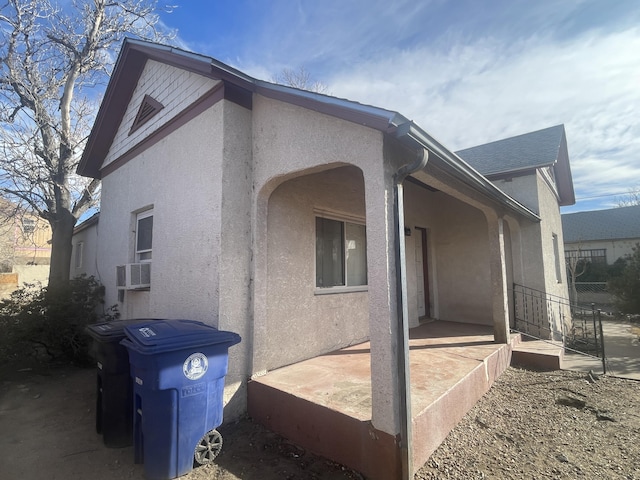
[[272, 66, 328, 93], [565, 248, 589, 305], [615, 187, 640, 207], [0, 0, 172, 287]]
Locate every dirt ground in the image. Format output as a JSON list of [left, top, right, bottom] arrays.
[[1, 363, 639, 480], [416, 368, 640, 479]]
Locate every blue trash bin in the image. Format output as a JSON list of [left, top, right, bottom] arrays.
[[121, 319, 241, 480]]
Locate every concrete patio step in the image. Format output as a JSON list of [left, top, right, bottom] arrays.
[[511, 338, 564, 371]]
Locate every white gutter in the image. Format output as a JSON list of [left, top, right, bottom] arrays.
[[393, 147, 429, 479], [394, 121, 540, 222]]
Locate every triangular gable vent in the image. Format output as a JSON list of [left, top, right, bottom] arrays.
[[129, 94, 164, 135]]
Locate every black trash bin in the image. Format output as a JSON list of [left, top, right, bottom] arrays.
[[86, 318, 157, 447], [121, 319, 241, 480]]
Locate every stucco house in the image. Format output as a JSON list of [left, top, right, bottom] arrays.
[[71, 212, 99, 279], [77, 39, 575, 478]]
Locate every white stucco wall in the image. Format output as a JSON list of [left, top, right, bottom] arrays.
[[216, 101, 253, 417], [492, 172, 570, 298], [432, 193, 493, 325], [99, 90, 254, 418], [494, 172, 571, 338], [536, 172, 569, 299], [402, 182, 439, 326], [263, 166, 370, 370], [493, 175, 546, 292], [99, 103, 224, 322], [403, 180, 508, 328], [71, 221, 99, 280], [492, 175, 540, 215]]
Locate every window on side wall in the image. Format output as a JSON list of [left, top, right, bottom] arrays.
[[552, 233, 562, 283], [22, 218, 35, 234], [136, 209, 153, 262], [74, 241, 84, 269], [315, 216, 367, 292]]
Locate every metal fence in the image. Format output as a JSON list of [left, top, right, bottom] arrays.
[[572, 282, 614, 312], [512, 283, 606, 372]]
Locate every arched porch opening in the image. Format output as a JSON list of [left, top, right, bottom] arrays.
[[254, 164, 370, 372]]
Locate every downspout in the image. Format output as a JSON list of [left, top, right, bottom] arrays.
[[394, 146, 429, 479]]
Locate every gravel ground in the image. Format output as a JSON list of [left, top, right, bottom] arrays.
[[1, 364, 639, 479], [415, 367, 640, 480]]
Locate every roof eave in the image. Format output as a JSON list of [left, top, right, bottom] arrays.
[[73, 212, 100, 234], [555, 129, 576, 206], [395, 121, 541, 222], [77, 39, 258, 179], [77, 39, 402, 179], [77, 40, 149, 178], [254, 80, 401, 132]]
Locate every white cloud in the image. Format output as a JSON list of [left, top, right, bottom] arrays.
[[165, 0, 640, 211], [325, 25, 640, 211]]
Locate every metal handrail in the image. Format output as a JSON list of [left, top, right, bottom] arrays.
[[512, 283, 606, 373]]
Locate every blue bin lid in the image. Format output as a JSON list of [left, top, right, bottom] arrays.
[[86, 318, 161, 341], [122, 319, 241, 354]]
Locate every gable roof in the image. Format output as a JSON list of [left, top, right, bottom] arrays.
[[456, 125, 575, 206], [456, 125, 565, 175], [78, 38, 542, 222], [73, 212, 99, 235], [562, 205, 640, 243]]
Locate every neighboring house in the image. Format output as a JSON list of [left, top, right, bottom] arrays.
[[0, 198, 51, 295], [562, 204, 640, 265], [71, 212, 100, 279], [77, 39, 575, 476], [0, 198, 52, 269], [561, 205, 640, 309]]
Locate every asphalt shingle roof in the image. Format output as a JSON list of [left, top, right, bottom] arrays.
[[562, 205, 640, 243], [456, 125, 565, 176]]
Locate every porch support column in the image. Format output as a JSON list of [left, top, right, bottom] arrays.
[[486, 211, 510, 343], [363, 166, 401, 437]]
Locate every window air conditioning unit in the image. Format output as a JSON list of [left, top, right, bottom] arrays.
[[116, 263, 151, 290]]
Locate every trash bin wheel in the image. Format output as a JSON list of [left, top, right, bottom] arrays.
[[194, 429, 223, 465]]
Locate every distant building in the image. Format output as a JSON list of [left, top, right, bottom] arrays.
[[0, 198, 51, 270], [562, 204, 640, 265], [0, 198, 52, 295], [71, 212, 99, 279]]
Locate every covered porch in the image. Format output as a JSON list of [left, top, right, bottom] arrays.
[[248, 320, 519, 479], [249, 113, 543, 480]]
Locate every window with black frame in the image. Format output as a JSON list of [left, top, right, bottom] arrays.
[[315, 216, 367, 290]]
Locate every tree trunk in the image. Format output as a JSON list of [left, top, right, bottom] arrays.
[[48, 209, 77, 287]]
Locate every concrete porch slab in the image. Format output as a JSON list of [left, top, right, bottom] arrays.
[[248, 321, 516, 479]]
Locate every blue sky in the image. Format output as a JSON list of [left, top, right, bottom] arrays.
[[158, 0, 640, 213]]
